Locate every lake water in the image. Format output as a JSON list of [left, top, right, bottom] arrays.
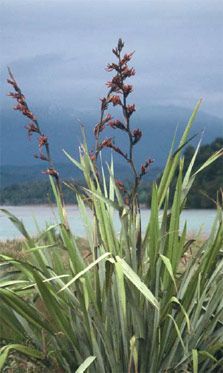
[[0, 205, 217, 241]]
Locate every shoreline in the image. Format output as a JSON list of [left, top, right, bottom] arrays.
[[0, 207, 217, 242], [0, 204, 217, 210]]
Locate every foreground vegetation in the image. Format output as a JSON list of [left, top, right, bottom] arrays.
[[0, 40, 223, 372]]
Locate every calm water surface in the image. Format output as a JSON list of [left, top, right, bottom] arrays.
[[0, 205, 217, 241]]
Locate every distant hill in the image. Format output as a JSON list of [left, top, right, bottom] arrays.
[[0, 163, 82, 188], [0, 162, 161, 189], [1, 104, 222, 168]]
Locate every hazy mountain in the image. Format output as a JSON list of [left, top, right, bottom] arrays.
[[1, 104, 222, 170], [0, 162, 162, 188]]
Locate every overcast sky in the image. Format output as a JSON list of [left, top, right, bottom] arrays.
[[1, 0, 223, 117]]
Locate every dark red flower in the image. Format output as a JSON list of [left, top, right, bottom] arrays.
[[101, 138, 113, 148], [94, 123, 105, 137], [94, 114, 112, 137], [14, 104, 35, 120], [122, 84, 133, 96], [100, 138, 128, 159], [106, 75, 122, 92], [126, 104, 136, 117], [132, 129, 142, 145], [106, 63, 119, 72], [25, 122, 39, 139], [109, 95, 122, 106], [8, 92, 25, 100], [115, 179, 125, 190], [89, 151, 96, 161], [42, 168, 59, 178], [140, 159, 154, 176], [38, 135, 48, 152], [13, 103, 25, 112], [22, 108, 36, 120], [7, 78, 19, 92], [102, 113, 112, 124], [122, 67, 136, 78], [17, 97, 26, 105], [120, 52, 135, 65], [108, 119, 126, 131]]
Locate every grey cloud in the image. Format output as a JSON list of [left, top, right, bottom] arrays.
[[7, 54, 63, 74], [1, 0, 223, 117]]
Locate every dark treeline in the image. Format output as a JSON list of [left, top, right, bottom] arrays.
[[0, 180, 77, 205], [181, 137, 223, 208]]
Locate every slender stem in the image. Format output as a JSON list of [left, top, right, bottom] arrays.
[[120, 73, 139, 202], [116, 51, 142, 262]]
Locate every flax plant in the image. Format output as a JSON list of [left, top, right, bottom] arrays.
[[0, 40, 223, 372]]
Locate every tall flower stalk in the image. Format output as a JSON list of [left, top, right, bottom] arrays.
[[92, 39, 153, 261], [7, 68, 68, 226]]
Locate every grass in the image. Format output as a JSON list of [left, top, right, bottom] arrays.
[[0, 237, 91, 263], [0, 239, 25, 261]]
